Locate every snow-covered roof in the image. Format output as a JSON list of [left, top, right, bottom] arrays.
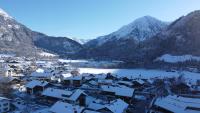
[[0, 97, 10, 101], [62, 73, 72, 78], [64, 75, 83, 80], [30, 69, 53, 78], [89, 80, 98, 85], [36, 68, 45, 73], [88, 99, 128, 113], [154, 95, 200, 113], [101, 85, 134, 97], [32, 108, 49, 113], [69, 89, 86, 101], [88, 102, 105, 110], [133, 79, 145, 85], [26, 80, 48, 88], [0, 59, 4, 63], [49, 101, 84, 113], [104, 99, 128, 113], [42, 88, 73, 100], [98, 79, 113, 84], [118, 81, 133, 86], [83, 110, 101, 113], [36, 61, 47, 64]]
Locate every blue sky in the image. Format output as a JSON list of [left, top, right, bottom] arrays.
[[0, 0, 200, 39]]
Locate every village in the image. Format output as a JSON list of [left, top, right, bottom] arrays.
[[0, 55, 200, 113]]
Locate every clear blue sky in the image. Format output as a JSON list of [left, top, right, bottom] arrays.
[[0, 0, 200, 39]]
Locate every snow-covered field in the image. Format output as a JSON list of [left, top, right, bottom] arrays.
[[58, 59, 88, 63], [155, 54, 200, 63], [0, 53, 15, 58], [39, 52, 57, 57], [79, 68, 200, 83], [59, 59, 122, 68]]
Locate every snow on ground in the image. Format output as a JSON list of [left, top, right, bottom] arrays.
[[0, 8, 12, 19], [58, 59, 122, 68], [155, 54, 200, 63], [39, 52, 57, 57], [79, 68, 200, 84], [58, 59, 88, 63], [0, 54, 15, 58]]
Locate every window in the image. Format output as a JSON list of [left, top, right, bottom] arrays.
[[3, 107, 8, 111], [3, 103, 8, 106]]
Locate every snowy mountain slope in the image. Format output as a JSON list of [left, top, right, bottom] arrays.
[[0, 8, 12, 19], [87, 16, 168, 47], [79, 11, 200, 65], [0, 8, 82, 56], [79, 16, 168, 60], [70, 37, 90, 44], [151, 10, 200, 57]]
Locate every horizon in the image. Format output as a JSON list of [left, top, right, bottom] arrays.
[[0, 0, 200, 39]]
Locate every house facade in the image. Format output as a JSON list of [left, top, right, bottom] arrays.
[[0, 97, 10, 113]]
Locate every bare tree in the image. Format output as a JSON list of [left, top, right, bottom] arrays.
[[0, 77, 13, 98]]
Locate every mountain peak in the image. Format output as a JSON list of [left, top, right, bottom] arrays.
[[86, 16, 168, 47], [106, 16, 168, 41], [135, 15, 158, 21], [0, 8, 12, 19], [69, 37, 90, 44]]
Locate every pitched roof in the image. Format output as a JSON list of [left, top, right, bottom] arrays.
[[101, 85, 134, 97], [88, 99, 128, 113], [42, 88, 73, 100], [0, 97, 10, 101], [69, 89, 87, 101], [83, 110, 101, 113], [26, 80, 48, 88], [64, 75, 83, 80], [49, 101, 84, 113], [154, 95, 200, 113], [104, 99, 128, 113]]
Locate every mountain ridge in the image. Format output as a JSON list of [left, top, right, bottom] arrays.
[[0, 8, 83, 57], [80, 16, 169, 61], [86, 16, 168, 47]]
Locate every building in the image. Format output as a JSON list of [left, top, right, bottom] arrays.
[[101, 85, 134, 102], [151, 95, 200, 113], [26, 80, 49, 94], [42, 88, 73, 103], [42, 88, 87, 106], [0, 97, 11, 113], [49, 101, 84, 113], [88, 99, 128, 113], [63, 75, 84, 87], [68, 89, 87, 106], [30, 68, 53, 81]]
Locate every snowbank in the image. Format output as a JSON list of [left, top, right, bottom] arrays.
[[155, 54, 200, 63], [39, 52, 57, 57], [79, 68, 200, 84]]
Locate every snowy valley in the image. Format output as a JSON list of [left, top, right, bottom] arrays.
[[0, 4, 200, 113]]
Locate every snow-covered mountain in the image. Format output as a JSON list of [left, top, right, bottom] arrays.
[[79, 11, 200, 65], [151, 10, 200, 62], [0, 8, 12, 19], [0, 8, 82, 56], [79, 16, 168, 60], [70, 37, 90, 45], [87, 16, 168, 47]]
